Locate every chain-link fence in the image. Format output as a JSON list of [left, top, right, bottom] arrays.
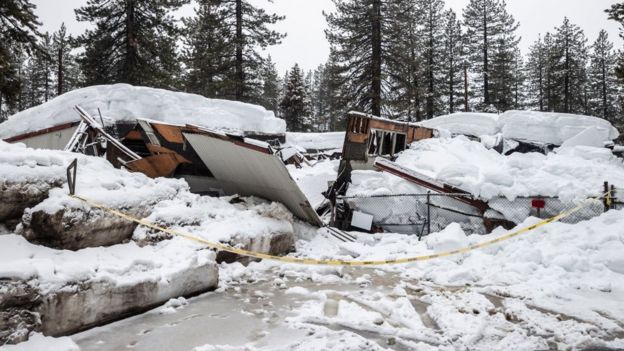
[[337, 192, 608, 237]]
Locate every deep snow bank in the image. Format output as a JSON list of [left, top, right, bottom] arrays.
[[0, 84, 286, 139], [418, 110, 619, 146]]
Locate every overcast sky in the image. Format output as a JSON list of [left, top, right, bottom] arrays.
[[32, 0, 623, 74]]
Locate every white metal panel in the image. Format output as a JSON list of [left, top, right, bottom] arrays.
[[17, 125, 79, 150], [183, 132, 323, 226]]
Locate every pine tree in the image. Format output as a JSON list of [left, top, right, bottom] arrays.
[[0, 0, 42, 118], [416, 0, 447, 118], [215, 0, 285, 102], [322, 50, 348, 130], [606, 3, 624, 81], [550, 17, 588, 113], [587, 30, 619, 121], [29, 32, 54, 104], [75, 0, 188, 88], [510, 48, 526, 109], [325, 0, 392, 116], [52, 23, 81, 95], [386, 0, 425, 121], [463, 0, 520, 111], [526, 35, 547, 111], [279, 64, 312, 132], [258, 55, 281, 112], [182, 0, 231, 98], [441, 9, 465, 114]]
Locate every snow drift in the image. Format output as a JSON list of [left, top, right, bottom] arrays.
[[0, 84, 286, 139]]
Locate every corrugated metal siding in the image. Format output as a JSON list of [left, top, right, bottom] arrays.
[[184, 132, 323, 226]]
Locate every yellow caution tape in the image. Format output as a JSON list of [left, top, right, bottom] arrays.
[[70, 194, 603, 266]]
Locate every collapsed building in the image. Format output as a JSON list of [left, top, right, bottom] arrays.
[[1, 85, 621, 238]]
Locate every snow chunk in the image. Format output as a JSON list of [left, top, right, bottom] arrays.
[[0, 84, 286, 139], [425, 223, 469, 252]]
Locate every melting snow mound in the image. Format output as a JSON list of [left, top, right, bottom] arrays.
[[0, 84, 286, 139]]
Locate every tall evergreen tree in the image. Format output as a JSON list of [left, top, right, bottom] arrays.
[[463, 0, 520, 111], [417, 0, 446, 118], [325, 0, 392, 116], [258, 55, 281, 112], [279, 64, 312, 132], [0, 0, 42, 118], [441, 9, 465, 114], [386, 0, 425, 120], [587, 30, 619, 121], [526, 35, 547, 111], [52, 23, 81, 96], [182, 0, 231, 98], [550, 17, 588, 113], [75, 0, 188, 88], [606, 3, 624, 80], [218, 0, 285, 102]]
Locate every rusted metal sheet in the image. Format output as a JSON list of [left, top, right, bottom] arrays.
[[373, 158, 490, 214], [183, 130, 323, 226], [152, 123, 185, 144]]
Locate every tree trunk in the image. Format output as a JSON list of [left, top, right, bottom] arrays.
[[463, 63, 469, 112], [426, 3, 434, 119], [57, 47, 64, 96], [482, 3, 490, 106], [371, 0, 382, 116], [601, 58, 607, 118], [125, 0, 137, 84], [564, 35, 569, 113], [235, 0, 244, 101]]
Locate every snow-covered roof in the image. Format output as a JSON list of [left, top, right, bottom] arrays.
[[417, 110, 620, 146], [0, 84, 286, 139], [285, 132, 345, 151], [393, 136, 624, 201]]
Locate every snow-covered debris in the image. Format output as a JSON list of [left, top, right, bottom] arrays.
[[417, 110, 620, 146], [499, 110, 620, 146], [286, 132, 345, 151], [418, 112, 500, 137], [391, 136, 624, 201], [0, 84, 286, 139]]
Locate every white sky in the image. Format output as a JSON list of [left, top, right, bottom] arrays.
[[32, 0, 623, 73]]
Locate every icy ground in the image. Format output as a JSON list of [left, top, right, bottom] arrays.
[[63, 206, 624, 351]]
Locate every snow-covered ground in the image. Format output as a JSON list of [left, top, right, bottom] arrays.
[[0, 84, 286, 139], [65, 207, 624, 350]]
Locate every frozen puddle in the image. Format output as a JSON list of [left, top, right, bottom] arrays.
[[71, 267, 624, 350]]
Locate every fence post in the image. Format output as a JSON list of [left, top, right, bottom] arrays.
[[604, 181, 609, 212], [426, 191, 431, 236], [610, 184, 616, 211]]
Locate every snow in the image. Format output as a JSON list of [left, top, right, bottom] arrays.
[[0, 140, 187, 215], [391, 136, 624, 201], [500, 110, 620, 146], [1, 333, 79, 351], [418, 112, 500, 137], [0, 234, 215, 293], [418, 110, 620, 146], [0, 84, 286, 139], [285, 132, 345, 151], [287, 159, 340, 208]]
